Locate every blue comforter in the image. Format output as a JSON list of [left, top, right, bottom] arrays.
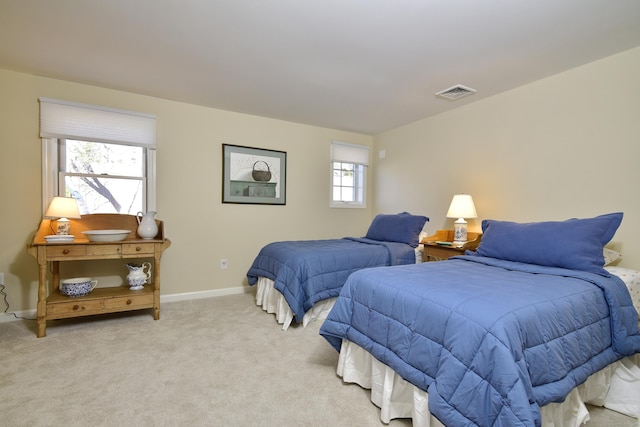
[[247, 237, 417, 323], [320, 255, 640, 426]]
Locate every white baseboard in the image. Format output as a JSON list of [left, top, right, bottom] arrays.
[[0, 286, 254, 322], [160, 286, 252, 303]]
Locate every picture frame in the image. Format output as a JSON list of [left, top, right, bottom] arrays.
[[222, 144, 287, 205]]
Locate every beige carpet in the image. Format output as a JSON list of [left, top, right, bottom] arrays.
[[0, 292, 637, 427]]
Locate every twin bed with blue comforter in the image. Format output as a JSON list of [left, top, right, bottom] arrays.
[[247, 212, 428, 329], [320, 213, 640, 426]]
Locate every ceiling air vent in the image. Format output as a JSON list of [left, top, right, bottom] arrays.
[[435, 84, 476, 101]]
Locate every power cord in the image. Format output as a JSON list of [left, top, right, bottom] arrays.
[[1, 283, 35, 321]]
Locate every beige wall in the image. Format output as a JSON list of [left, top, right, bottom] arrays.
[[3, 45, 639, 313], [374, 46, 640, 268], [0, 69, 373, 312]]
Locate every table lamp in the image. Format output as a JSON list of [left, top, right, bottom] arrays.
[[446, 194, 477, 247], [45, 196, 81, 235]]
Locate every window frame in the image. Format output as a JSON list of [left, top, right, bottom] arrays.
[[39, 98, 156, 215], [42, 138, 156, 215], [330, 141, 369, 209]]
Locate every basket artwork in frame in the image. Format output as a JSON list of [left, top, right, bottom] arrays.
[[222, 144, 287, 205]]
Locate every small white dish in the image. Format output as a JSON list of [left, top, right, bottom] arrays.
[[45, 235, 75, 243], [82, 229, 131, 242]]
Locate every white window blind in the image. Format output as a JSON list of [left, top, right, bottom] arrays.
[[39, 98, 156, 147], [331, 141, 369, 166]]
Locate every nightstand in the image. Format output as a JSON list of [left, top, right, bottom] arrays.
[[423, 243, 466, 261], [422, 229, 482, 262]]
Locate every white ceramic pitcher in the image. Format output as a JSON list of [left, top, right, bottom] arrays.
[[125, 262, 152, 290], [136, 211, 158, 239]]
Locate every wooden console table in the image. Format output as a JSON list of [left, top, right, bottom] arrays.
[[27, 214, 171, 338]]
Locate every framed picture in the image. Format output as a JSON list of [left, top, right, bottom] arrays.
[[222, 144, 287, 205]]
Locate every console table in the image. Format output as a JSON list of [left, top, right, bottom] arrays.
[[27, 214, 171, 338]]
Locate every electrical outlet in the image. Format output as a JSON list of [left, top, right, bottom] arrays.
[[220, 259, 228, 269], [0, 272, 4, 285]]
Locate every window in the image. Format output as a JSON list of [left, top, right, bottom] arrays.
[[39, 98, 156, 215], [59, 139, 146, 214], [330, 141, 369, 208]]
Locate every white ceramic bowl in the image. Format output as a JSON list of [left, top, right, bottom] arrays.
[[60, 277, 97, 297], [82, 229, 131, 242]]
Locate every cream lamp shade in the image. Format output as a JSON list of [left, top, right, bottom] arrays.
[[446, 194, 477, 246], [45, 197, 81, 235]]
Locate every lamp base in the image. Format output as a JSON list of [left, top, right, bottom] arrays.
[[56, 218, 71, 235], [452, 218, 468, 247]]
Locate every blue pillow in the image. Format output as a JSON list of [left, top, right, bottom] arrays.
[[474, 212, 623, 276], [365, 212, 429, 247]]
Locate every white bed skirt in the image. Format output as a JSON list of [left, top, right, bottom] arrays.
[[338, 340, 640, 426], [255, 277, 337, 330]]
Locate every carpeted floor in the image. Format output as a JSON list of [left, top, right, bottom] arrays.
[[0, 292, 637, 426]]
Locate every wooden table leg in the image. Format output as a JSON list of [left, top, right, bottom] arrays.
[[36, 261, 47, 338], [153, 254, 161, 320]]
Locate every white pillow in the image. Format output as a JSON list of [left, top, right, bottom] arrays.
[[603, 248, 622, 266], [605, 266, 640, 318]]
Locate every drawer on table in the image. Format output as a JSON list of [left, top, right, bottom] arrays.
[[47, 299, 105, 317], [105, 293, 154, 309], [86, 245, 122, 256], [122, 243, 155, 255], [46, 245, 86, 258]]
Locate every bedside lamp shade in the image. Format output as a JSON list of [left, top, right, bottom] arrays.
[[446, 194, 477, 246], [45, 197, 81, 235]]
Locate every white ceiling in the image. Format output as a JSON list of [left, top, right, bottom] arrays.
[[1, 1, 640, 135]]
